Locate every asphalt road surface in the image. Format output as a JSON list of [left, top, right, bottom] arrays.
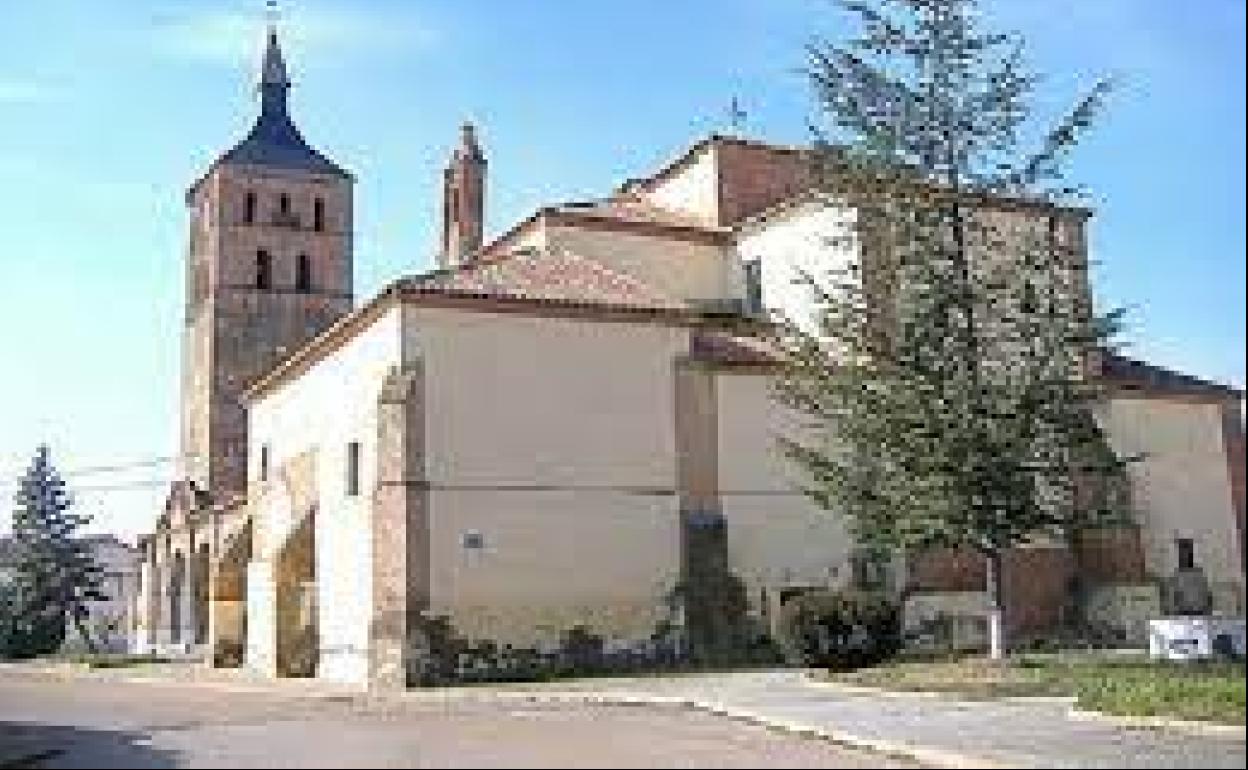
[[0, 674, 915, 768]]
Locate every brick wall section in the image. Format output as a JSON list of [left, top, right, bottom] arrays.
[[1002, 547, 1074, 635], [715, 141, 811, 226], [908, 547, 986, 592], [908, 546, 1079, 635], [1222, 401, 1246, 574], [1072, 527, 1147, 584]]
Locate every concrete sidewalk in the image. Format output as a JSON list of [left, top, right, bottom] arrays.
[[3, 664, 1243, 768], [570, 670, 1245, 769]]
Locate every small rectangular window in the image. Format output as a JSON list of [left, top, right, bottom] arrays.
[[462, 531, 484, 550], [346, 441, 360, 496], [244, 191, 256, 224], [743, 259, 763, 315], [279, 193, 291, 215], [314, 198, 325, 232], [259, 444, 270, 482], [1176, 538, 1196, 570]]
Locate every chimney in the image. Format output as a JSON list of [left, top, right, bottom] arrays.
[[440, 122, 486, 268]]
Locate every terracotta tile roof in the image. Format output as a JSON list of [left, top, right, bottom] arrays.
[[691, 330, 783, 367], [1100, 352, 1242, 397], [402, 248, 688, 313], [556, 192, 718, 230]]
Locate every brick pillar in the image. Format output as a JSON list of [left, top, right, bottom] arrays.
[[369, 363, 428, 690], [1221, 401, 1246, 576]]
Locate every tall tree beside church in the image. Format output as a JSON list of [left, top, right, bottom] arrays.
[[2, 446, 105, 658], [773, 0, 1131, 658]]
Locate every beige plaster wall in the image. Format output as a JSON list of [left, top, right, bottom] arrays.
[[409, 306, 689, 645], [547, 223, 732, 303], [1104, 396, 1245, 614], [715, 372, 852, 605]]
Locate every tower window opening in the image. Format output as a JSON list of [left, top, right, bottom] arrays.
[[244, 191, 256, 224], [256, 250, 272, 290], [314, 197, 325, 232], [296, 254, 311, 293], [279, 193, 291, 215]]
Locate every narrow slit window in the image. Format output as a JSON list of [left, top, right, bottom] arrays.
[[244, 191, 257, 224], [346, 441, 360, 496], [314, 197, 325, 232], [279, 193, 291, 216], [743, 259, 763, 315], [296, 254, 311, 293], [255, 250, 272, 290], [259, 444, 270, 482]]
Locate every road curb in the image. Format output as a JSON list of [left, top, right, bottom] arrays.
[[804, 676, 1079, 706], [1067, 708, 1246, 740], [801, 671, 1244, 740]]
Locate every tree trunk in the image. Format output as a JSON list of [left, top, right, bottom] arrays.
[[986, 550, 1005, 660], [73, 613, 98, 655]]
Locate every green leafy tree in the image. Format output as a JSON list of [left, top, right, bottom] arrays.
[[3, 445, 106, 658], [773, 0, 1132, 658]]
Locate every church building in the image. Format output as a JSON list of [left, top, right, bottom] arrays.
[[133, 25, 1245, 689]]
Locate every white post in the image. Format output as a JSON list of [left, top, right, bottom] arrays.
[[986, 551, 1005, 661]]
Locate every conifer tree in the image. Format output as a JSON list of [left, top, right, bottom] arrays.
[[774, 0, 1131, 658], [3, 445, 105, 657]]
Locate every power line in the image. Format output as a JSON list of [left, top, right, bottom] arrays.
[[63, 457, 178, 478]]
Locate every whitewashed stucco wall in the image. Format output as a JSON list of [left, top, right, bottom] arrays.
[[642, 145, 718, 225], [733, 200, 859, 333], [247, 305, 403, 683]]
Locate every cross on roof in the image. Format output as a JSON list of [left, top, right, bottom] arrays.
[[727, 96, 748, 134]]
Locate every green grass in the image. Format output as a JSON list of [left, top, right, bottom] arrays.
[[829, 653, 1246, 725], [58, 652, 174, 669]]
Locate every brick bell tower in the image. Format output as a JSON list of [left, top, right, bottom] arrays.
[[439, 122, 486, 268], [181, 22, 354, 496]]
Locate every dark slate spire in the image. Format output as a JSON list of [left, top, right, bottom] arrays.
[[215, 20, 349, 179]]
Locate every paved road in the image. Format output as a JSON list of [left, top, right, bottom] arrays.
[[0, 675, 911, 768]]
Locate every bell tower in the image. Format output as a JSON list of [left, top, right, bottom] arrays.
[[181, 22, 354, 496]]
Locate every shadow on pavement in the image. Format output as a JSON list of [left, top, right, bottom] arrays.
[[0, 722, 178, 769]]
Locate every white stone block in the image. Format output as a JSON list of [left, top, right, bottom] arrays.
[[1149, 616, 1246, 660]]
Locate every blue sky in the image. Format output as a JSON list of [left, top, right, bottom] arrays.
[[0, 0, 1243, 540]]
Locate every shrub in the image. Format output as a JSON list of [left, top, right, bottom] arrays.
[[778, 589, 902, 671]]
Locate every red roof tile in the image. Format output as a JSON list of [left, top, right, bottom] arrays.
[[402, 248, 687, 313]]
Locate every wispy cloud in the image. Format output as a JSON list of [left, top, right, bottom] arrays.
[[0, 77, 60, 104], [149, 2, 438, 68]]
